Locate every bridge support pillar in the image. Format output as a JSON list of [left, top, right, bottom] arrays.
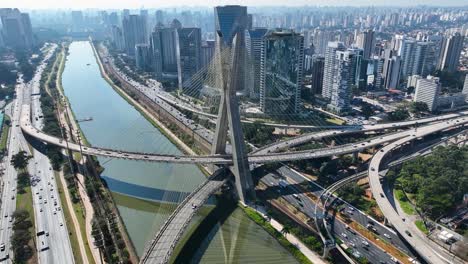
[[211, 32, 255, 204]]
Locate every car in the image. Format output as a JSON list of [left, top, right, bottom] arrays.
[[380, 193, 385, 198], [405, 230, 412, 237], [362, 240, 369, 246], [40, 208, 43, 212], [60, 223, 63, 226], [0, 243, 5, 251], [384, 233, 391, 239], [341, 233, 347, 238], [348, 242, 355, 247]]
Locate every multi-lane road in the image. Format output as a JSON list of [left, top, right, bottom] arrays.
[[0, 93, 24, 262], [0, 43, 74, 263], [369, 119, 468, 264]]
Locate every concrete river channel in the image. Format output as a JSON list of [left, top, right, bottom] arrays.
[[61, 41, 297, 263]]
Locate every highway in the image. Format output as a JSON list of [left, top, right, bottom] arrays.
[[20, 103, 468, 165], [260, 169, 408, 264], [368, 119, 468, 264], [5, 44, 74, 264], [0, 94, 24, 263]]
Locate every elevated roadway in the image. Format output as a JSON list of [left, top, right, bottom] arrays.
[[368, 119, 468, 264], [139, 169, 227, 264]]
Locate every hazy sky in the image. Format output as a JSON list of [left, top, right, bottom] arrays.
[[1, 0, 467, 9]]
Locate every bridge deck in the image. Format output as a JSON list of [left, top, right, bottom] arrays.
[[140, 169, 228, 264]]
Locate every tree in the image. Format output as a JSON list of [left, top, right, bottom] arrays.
[[361, 104, 374, 118], [409, 102, 429, 115], [10, 151, 32, 171], [388, 107, 409, 121]]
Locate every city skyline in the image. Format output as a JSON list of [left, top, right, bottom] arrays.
[[2, 0, 468, 9]]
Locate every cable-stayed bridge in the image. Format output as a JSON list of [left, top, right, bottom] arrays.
[[19, 34, 468, 264]]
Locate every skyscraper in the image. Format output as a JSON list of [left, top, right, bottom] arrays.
[[201, 40, 215, 68], [310, 56, 325, 96], [357, 29, 375, 60], [135, 44, 151, 71], [245, 28, 268, 99], [71, 11, 84, 32], [437, 33, 464, 72], [150, 24, 178, 78], [110, 25, 125, 51], [177, 27, 202, 93], [327, 50, 355, 114], [260, 29, 304, 115], [400, 40, 435, 79], [122, 15, 147, 56], [0, 8, 34, 49], [322, 41, 345, 99]]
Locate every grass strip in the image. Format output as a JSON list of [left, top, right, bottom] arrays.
[[242, 206, 313, 264], [415, 220, 428, 235], [394, 189, 416, 215]]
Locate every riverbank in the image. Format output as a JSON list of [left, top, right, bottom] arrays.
[[55, 43, 139, 263]]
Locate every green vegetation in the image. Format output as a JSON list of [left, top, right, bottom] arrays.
[[396, 146, 468, 219], [0, 63, 17, 85], [243, 121, 277, 146], [11, 151, 32, 171], [394, 189, 416, 215], [0, 115, 11, 155], [415, 220, 429, 235], [242, 207, 314, 264], [11, 210, 34, 263], [14, 169, 36, 263], [408, 102, 429, 116], [337, 183, 382, 220], [388, 106, 410, 121]]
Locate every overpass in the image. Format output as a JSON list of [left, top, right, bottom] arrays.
[[139, 168, 228, 264], [368, 119, 468, 264], [20, 104, 468, 165]]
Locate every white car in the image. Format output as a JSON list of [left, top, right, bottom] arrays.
[[384, 233, 391, 239]]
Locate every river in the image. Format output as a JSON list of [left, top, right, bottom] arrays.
[[61, 41, 297, 263]]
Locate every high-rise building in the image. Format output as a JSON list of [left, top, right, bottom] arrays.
[[150, 29, 163, 80], [437, 33, 464, 72], [414, 75, 441, 112], [245, 28, 268, 99], [260, 29, 304, 115], [150, 23, 179, 77], [400, 40, 435, 79], [71, 10, 84, 32], [322, 41, 345, 99], [109, 12, 119, 26], [122, 14, 147, 56], [0, 8, 34, 49], [110, 25, 125, 51], [135, 44, 151, 71], [177, 27, 202, 93], [201, 40, 215, 68], [310, 56, 325, 96], [383, 54, 402, 90], [328, 50, 355, 114], [357, 29, 375, 59], [155, 10, 164, 24], [313, 30, 335, 56]]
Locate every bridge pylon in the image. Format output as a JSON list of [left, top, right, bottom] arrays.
[[211, 31, 255, 204]]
